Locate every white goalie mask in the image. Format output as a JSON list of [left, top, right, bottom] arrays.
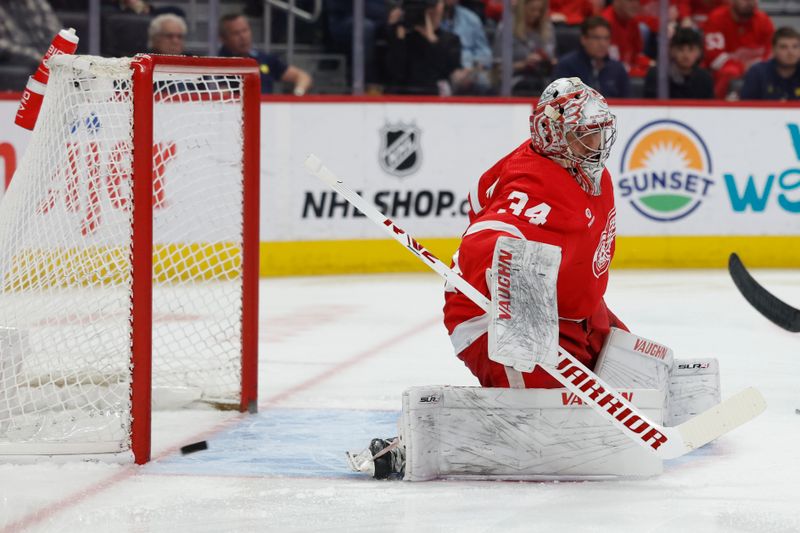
[[530, 77, 617, 196]]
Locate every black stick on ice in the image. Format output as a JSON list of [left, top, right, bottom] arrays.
[[729, 253, 800, 333]]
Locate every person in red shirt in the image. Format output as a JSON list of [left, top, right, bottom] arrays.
[[602, 0, 652, 76], [689, 0, 727, 29], [481, 0, 502, 22], [639, 0, 691, 34], [703, 0, 774, 98], [549, 0, 599, 26], [443, 77, 627, 389]]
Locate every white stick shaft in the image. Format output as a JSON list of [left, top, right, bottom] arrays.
[[307, 155, 490, 309], [304, 154, 765, 460]]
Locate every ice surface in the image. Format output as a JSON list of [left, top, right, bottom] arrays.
[[1, 270, 799, 532]]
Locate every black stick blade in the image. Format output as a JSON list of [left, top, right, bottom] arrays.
[[728, 253, 800, 332]]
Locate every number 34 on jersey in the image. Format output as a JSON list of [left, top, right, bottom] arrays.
[[497, 191, 551, 226]]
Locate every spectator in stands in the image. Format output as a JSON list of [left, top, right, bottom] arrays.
[[639, 0, 692, 35], [149, 14, 207, 95], [552, 16, 630, 98], [703, 0, 774, 99], [689, 0, 727, 30], [441, 0, 493, 94], [384, 0, 463, 95], [740, 27, 800, 101], [218, 13, 313, 95], [550, 0, 600, 26], [481, 0, 503, 23], [50, 0, 186, 14], [601, 0, 652, 77], [644, 27, 713, 98], [148, 13, 187, 55], [0, 0, 61, 70], [324, 0, 387, 84], [112, 0, 185, 18], [638, 0, 693, 59], [493, 0, 556, 95]]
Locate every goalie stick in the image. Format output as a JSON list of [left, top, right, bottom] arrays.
[[728, 252, 800, 333], [304, 154, 766, 460]]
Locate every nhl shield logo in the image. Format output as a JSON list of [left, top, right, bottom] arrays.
[[379, 123, 421, 177]]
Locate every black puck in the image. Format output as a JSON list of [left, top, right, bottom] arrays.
[[180, 440, 208, 455]]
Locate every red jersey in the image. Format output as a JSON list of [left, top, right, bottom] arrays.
[[703, 6, 774, 74], [601, 6, 651, 77], [689, 0, 727, 29], [444, 143, 620, 381], [550, 0, 596, 26], [639, 0, 691, 33]]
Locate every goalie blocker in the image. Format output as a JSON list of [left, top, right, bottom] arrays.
[[488, 236, 561, 372], [352, 328, 722, 480]]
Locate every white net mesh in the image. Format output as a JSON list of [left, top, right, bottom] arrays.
[[0, 56, 248, 455]]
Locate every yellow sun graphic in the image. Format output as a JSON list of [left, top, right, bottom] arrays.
[[628, 129, 703, 171]]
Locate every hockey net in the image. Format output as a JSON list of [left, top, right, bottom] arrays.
[[0, 55, 259, 463]]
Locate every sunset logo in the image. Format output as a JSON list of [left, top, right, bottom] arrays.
[[618, 120, 714, 222]]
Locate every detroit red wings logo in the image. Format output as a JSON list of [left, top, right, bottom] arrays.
[[592, 207, 616, 278]]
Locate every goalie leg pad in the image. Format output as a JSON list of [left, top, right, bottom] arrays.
[[488, 236, 561, 372], [401, 385, 663, 481], [594, 330, 722, 427], [668, 358, 721, 427], [595, 328, 673, 395]]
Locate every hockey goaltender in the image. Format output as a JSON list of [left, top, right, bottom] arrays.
[[345, 78, 739, 481]]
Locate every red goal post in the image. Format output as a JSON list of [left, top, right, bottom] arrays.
[[130, 55, 260, 464], [0, 54, 260, 464]]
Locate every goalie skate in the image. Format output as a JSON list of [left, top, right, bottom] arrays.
[[346, 437, 405, 479]]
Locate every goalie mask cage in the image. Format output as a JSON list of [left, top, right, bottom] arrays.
[[0, 55, 260, 464]]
